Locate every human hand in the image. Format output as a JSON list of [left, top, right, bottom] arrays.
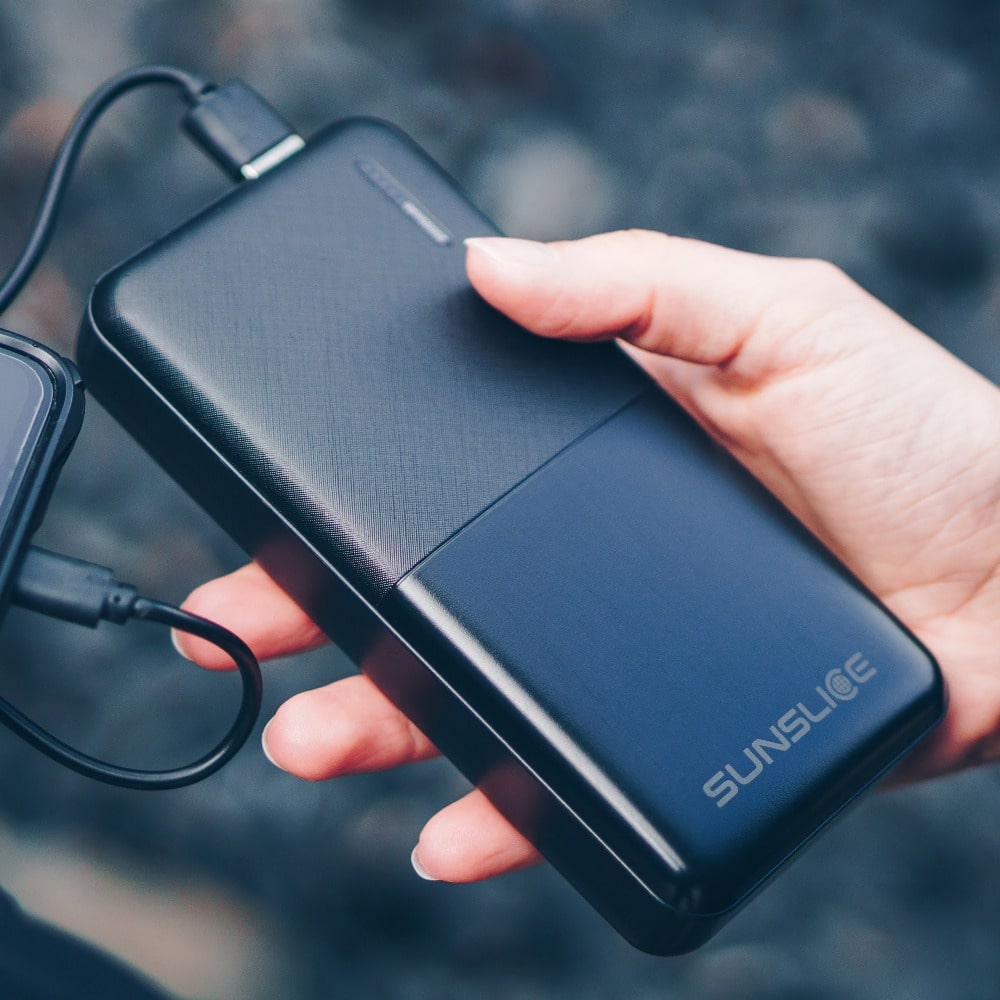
[[177, 231, 1000, 883]]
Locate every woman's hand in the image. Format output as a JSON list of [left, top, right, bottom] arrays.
[[176, 231, 1000, 882]]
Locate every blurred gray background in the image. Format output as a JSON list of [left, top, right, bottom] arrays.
[[0, 1, 998, 998]]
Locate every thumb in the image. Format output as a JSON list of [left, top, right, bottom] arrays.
[[465, 230, 856, 369]]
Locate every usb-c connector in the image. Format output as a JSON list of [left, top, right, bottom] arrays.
[[183, 81, 304, 181]]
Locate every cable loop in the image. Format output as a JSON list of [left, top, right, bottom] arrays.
[[0, 65, 210, 315], [0, 599, 263, 789]]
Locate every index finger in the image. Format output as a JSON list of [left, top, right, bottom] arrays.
[[174, 562, 327, 669], [465, 231, 865, 369]]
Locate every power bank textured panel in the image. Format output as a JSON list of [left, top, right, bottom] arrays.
[[79, 118, 944, 953], [85, 120, 644, 601]]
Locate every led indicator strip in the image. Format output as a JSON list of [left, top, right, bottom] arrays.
[[355, 157, 453, 246]]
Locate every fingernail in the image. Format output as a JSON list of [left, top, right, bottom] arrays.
[[170, 628, 193, 661], [261, 720, 286, 771], [411, 846, 439, 882], [465, 237, 558, 266]]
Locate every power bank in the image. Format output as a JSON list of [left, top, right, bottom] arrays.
[[77, 118, 944, 954]]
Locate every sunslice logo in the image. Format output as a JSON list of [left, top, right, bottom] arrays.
[[702, 653, 876, 809]]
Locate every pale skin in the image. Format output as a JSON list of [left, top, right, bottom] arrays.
[[175, 231, 1000, 882]]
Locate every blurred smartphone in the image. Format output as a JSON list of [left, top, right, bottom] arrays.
[[78, 118, 944, 953], [0, 330, 84, 619]]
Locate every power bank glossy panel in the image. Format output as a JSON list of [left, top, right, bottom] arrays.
[[78, 118, 945, 953], [386, 391, 943, 914]]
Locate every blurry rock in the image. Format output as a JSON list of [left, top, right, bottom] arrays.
[[727, 192, 875, 269], [408, 83, 481, 154], [646, 146, 747, 236], [2, 97, 75, 168], [697, 35, 782, 92], [132, 0, 230, 72], [0, 826, 290, 1000], [216, 4, 306, 66], [858, 33, 984, 146], [341, 0, 460, 25], [682, 944, 811, 1000], [766, 92, 871, 165], [963, 272, 1000, 382], [510, 0, 626, 20], [445, 875, 572, 975], [448, 27, 561, 108], [0, 8, 33, 104], [6, 0, 137, 99], [810, 915, 898, 1000], [472, 130, 619, 239], [0, 263, 77, 353], [874, 185, 991, 288], [342, 797, 428, 883], [656, 95, 757, 163]]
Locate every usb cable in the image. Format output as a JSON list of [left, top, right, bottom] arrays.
[[0, 63, 303, 314], [4, 547, 263, 790], [0, 65, 299, 787]]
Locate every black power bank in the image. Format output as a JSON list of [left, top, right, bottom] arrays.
[[78, 118, 944, 954]]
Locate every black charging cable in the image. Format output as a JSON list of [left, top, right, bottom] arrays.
[[0, 63, 303, 314], [0, 65, 304, 786], [4, 547, 263, 790]]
